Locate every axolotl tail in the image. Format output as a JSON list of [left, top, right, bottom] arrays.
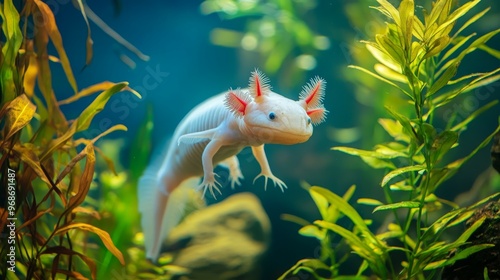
[[138, 162, 199, 261]]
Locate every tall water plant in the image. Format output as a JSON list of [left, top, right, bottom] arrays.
[[281, 0, 500, 279]]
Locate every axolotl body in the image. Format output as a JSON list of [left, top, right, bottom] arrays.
[[138, 70, 327, 261]]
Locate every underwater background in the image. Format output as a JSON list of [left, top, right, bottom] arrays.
[[3, 0, 500, 279]]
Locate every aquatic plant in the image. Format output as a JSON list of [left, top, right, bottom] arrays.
[[0, 0, 141, 278], [281, 0, 500, 279]]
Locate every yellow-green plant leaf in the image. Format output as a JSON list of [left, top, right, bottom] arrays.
[[4, 94, 36, 140], [426, 62, 458, 97], [436, 28, 500, 77], [0, 0, 22, 104], [314, 220, 375, 262], [398, 0, 414, 50], [311, 187, 371, 233], [365, 43, 401, 72], [412, 15, 425, 40], [376, 0, 400, 24], [439, 33, 476, 67], [58, 81, 141, 105], [389, 180, 414, 191], [332, 146, 398, 159], [424, 35, 451, 59], [357, 198, 383, 206], [384, 106, 417, 142], [426, 244, 495, 271], [376, 33, 405, 66], [40, 124, 77, 161], [34, 0, 78, 93], [478, 44, 500, 59], [373, 201, 420, 212], [431, 130, 458, 164], [374, 63, 407, 83], [381, 165, 425, 186], [280, 214, 310, 227], [432, 0, 480, 40], [453, 7, 489, 39], [348, 65, 412, 99], [309, 186, 329, 220], [299, 224, 326, 240], [54, 222, 125, 265], [378, 118, 411, 143], [75, 82, 128, 132]]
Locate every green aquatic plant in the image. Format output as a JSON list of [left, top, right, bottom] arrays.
[[281, 0, 500, 279], [0, 0, 141, 278]]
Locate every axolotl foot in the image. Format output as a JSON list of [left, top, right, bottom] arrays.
[[199, 173, 223, 199], [253, 173, 288, 192]]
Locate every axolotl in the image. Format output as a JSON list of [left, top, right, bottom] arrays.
[[138, 69, 327, 261]]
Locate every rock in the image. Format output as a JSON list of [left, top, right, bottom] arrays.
[[442, 200, 500, 279], [165, 192, 271, 280]]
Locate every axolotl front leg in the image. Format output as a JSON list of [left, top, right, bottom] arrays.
[[251, 145, 287, 192], [178, 128, 225, 198]]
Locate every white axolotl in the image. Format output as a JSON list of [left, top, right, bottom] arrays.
[[138, 69, 327, 261]]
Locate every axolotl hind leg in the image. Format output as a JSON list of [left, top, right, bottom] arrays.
[[219, 155, 244, 189]]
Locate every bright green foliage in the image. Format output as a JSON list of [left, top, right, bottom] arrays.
[[282, 0, 500, 279]]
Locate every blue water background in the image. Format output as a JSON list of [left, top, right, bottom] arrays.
[[48, 0, 500, 278]]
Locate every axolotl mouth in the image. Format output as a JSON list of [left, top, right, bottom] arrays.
[[251, 126, 312, 145]]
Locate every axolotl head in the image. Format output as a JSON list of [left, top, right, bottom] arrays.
[[224, 70, 327, 145]]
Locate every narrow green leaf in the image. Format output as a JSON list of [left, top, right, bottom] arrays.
[[76, 82, 128, 132], [439, 33, 476, 67], [299, 225, 326, 240], [427, 62, 458, 97], [374, 63, 407, 83], [332, 146, 398, 159], [314, 220, 375, 262], [431, 0, 480, 39], [384, 106, 417, 142], [452, 7, 490, 39], [311, 187, 370, 232], [0, 0, 23, 104], [381, 165, 425, 186], [478, 43, 500, 59], [398, 0, 414, 50], [436, 28, 500, 77], [378, 118, 411, 142], [373, 201, 420, 212], [348, 65, 412, 99], [357, 198, 384, 206], [309, 186, 329, 220], [376, 0, 400, 24], [431, 130, 458, 163]]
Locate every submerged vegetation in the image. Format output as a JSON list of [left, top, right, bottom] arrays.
[[2, 0, 499, 279], [0, 0, 142, 278], [281, 0, 500, 279]]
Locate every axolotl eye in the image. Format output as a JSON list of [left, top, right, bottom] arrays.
[[269, 112, 276, 120]]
